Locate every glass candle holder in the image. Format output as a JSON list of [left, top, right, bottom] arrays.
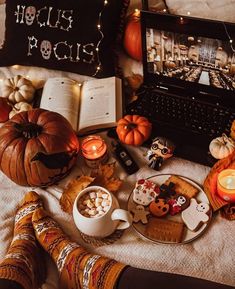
[[217, 169, 235, 203], [81, 135, 109, 168]]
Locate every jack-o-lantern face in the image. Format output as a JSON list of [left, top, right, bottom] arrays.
[[149, 198, 169, 217]]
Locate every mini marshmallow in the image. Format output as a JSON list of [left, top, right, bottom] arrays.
[[89, 192, 97, 199], [87, 200, 94, 209], [97, 192, 103, 198], [96, 206, 103, 212], [88, 209, 97, 216]]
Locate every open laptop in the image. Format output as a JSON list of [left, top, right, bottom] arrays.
[[126, 11, 235, 166]]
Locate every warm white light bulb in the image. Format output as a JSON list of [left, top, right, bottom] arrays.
[[97, 24, 101, 29], [230, 39, 233, 43], [104, 0, 108, 5], [187, 11, 191, 15]]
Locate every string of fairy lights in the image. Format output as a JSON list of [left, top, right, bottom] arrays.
[[0, 5, 234, 82], [92, 0, 109, 77]]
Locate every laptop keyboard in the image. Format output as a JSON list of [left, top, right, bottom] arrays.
[[127, 87, 235, 138]]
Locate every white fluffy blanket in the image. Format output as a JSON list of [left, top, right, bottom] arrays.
[[0, 1, 235, 288], [0, 126, 234, 287]]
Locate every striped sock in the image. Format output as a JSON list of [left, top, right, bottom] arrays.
[[0, 191, 46, 289], [32, 207, 127, 289]]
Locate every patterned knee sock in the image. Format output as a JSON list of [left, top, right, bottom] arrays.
[[0, 191, 46, 289], [32, 207, 127, 289]]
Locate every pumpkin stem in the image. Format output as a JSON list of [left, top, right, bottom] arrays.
[[14, 122, 43, 138], [125, 123, 137, 130]]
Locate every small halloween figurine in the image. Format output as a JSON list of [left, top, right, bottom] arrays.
[[147, 137, 175, 170]]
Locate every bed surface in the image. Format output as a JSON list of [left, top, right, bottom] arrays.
[[0, 1, 235, 288]]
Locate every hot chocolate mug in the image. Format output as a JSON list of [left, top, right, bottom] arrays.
[[73, 186, 133, 238]]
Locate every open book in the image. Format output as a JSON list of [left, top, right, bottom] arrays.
[[40, 76, 123, 135]]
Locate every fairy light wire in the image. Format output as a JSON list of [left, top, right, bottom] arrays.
[[92, 0, 108, 77]]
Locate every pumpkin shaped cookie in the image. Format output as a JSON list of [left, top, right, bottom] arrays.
[[149, 198, 169, 217]]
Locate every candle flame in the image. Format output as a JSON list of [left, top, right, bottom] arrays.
[[92, 145, 97, 151]]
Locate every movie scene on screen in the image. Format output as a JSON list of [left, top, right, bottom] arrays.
[[146, 28, 235, 91]]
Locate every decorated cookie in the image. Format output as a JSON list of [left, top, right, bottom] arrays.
[[131, 205, 150, 224], [159, 182, 176, 200], [168, 194, 190, 216], [182, 198, 210, 231], [164, 175, 199, 198], [149, 198, 169, 217], [133, 179, 160, 206]]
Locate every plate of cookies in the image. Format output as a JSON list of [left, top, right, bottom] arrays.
[[127, 174, 212, 244]]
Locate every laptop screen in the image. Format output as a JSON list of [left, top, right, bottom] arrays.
[[141, 11, 235, 100]]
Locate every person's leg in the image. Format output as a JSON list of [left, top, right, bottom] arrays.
[[0, 279, 24, 289], [116, 266, 235, 289], [0, 191, 46, 289], [32, 207, 127, 289]]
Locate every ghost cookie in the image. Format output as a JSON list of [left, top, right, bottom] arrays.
[[131, 205, 150, 224], [182, 198, 211, 231]]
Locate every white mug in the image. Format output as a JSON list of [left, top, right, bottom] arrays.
[[73, 186, 133, 238]]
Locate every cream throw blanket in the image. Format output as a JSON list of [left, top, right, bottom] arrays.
[[0, 0, 235, 287], [0, 129, 234, 288]]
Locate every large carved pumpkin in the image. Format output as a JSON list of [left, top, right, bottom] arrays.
[[0, 108, 79, 187], [123, 10, 142, 61], [116, 115, 152, 146]]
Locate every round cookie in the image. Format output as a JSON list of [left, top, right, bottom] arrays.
[[149, 198, 169, 217]]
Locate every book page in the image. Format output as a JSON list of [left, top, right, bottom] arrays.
[[78, 76, 122, 133], [40, 77, 81, 131]]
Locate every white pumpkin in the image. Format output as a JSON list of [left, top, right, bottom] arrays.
[[1, 75, 35, 104], [209, 134, 235, 159], [9, 102, 33, 119]]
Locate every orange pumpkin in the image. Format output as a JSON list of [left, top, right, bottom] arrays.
[[123, 10, 142, 61], [0, 108, 79, 187], [116, 115, 152, 146]]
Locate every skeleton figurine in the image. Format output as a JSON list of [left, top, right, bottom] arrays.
[[147, 137, 175, 170]]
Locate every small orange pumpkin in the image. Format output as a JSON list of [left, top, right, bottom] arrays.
[[116, 115, 152, 146]]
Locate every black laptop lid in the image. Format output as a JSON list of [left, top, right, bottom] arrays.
[[141, 11, 235, 107]]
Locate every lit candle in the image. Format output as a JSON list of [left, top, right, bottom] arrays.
[[81, 135, 108, 168], [217, 169, 235, 202]]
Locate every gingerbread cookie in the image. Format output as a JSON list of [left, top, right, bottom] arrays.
[[149, 198, 169, 217], [133, 179, 160, 206], [131, 205, 150, 224], [182, 198, 211, 231]]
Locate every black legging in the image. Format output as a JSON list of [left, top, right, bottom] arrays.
[[1, 267, 234, 289], [115, 267, 235, 289], [0, 279, 24, 289]]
